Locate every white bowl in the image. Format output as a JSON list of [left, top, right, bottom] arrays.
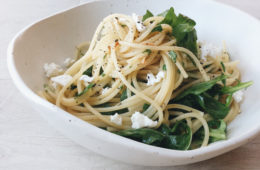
[[7, 0, 260, 166]]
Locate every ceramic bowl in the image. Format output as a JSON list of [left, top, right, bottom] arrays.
[[7, 0, 260, 166]]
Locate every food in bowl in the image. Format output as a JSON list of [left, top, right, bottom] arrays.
[[39, 7, 252, 150]]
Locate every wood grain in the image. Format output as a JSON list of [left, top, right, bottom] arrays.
[[0, 0, 259, 169]]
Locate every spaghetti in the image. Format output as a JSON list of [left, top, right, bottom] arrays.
[[39, 8, 252, 150]]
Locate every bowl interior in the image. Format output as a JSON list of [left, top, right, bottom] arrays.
[[9, 0, 260, 165]]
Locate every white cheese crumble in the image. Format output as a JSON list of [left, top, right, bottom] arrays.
[[110, 113, 122, 125], [43, 63, 63, 77], [102, 87, 110, 95], [51, 75, 72, 86], [146, 71, 165, 86], [200, 42, 222, 60], [132, 13, 146, 32], [63, 58, 75, 67], [131, 111, 157, 129], [79, 75, 94, 86], [233, 90, 244, 103]]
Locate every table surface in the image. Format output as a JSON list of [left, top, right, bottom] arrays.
[[1, 0, 260, 169]]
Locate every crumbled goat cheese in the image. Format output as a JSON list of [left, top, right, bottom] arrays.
[[80, 75, 94, 86], [132, 13, 146, 32], [43, 63, 63, 77], [64, 58, 75, 67], [200, 42, 222, 60], [102, 87, 110, 95], [233, 90, 244, 103], [131, 111, 157, 129], [146, 71, 165, 86], [51, 75, 72, 86], [110, 113, 122, 125]]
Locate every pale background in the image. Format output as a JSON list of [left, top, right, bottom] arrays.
[[1, 0, 260, 169]]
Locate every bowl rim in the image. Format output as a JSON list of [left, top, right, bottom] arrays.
[[6, 0, 260, 161]]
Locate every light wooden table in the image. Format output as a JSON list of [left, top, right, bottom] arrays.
[[1, 0, 260, 169]]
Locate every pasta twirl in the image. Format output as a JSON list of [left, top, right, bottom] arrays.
[[40, 7, 252, 150]]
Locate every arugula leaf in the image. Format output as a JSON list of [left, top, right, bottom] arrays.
[[220, 81, 253, 94], [172, 14, 197, 55], [175, 75, 230, 119], [168, 50, 177, 63], [221, 74, 227, 87], [175, 94, 203, 110], [162, 121, 192, 150], [158, 9, 170, 17], [208, 120, 226, 143], [142, 10, 154, 21], [157, 124, 171, 135], [75, 83, 95, 97], [115, 122, 192, 150], [143, 49, 152, 55], [206, 84, 222, 97], [152, 25, 163, 32], [189, 139, 203, 150], [173, 74, 233, 119], [202, 94, 229, 119], [152, 8, 175, 32], [152, 7, 176, 33], [163, 64, 167, 71], [115, 128, 165, 145], [193, 120, 227, 146], [173, 14, 196, 38], [220, 61, 226, 72], [152, 7, 198, 56], [99, 67, 104, 75], [225, 94, 233, 107], [177, 29, 198, 57], [83, 66, 93, 76], [160, 7, 177, 26], [175, 75, 227, 101], [120, 89, 128, 101], [177, 93, 229, 119]]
